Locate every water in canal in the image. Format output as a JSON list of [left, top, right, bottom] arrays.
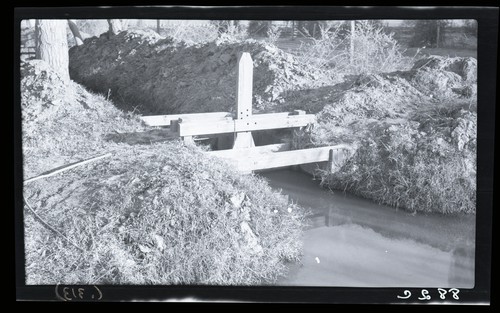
[[260, 169, 475, 288]]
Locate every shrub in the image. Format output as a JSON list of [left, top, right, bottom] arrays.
[[248, 21, 269, 36], [296, 21, 347, 70], [348, 21, 411, 75], [266, 22, 282, 44], [223, 21, 248, 41], [462, 20, 478, 37], [211, 20, 248, 41], [164, 22, 219, 46], [297, 20, 413, 75]]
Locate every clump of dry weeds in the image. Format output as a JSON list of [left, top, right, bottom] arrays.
[[283, 55, 477, 214], [323, 101, 476, 214], [24, 142, 304, 285]]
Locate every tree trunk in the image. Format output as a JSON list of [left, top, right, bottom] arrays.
[[121, 19, 129, 30], [107, 19, 123, 36], [436, 24, 440, 48], [35, 19, 70, 82], [34, 19, 39, 55], [68, 20, 84, 46], [157, 19, 161, 34], [350, 20, 355, 65]]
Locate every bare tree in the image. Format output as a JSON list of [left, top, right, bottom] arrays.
[[107, 19, 123, 36], [68, 20, 84, 46], [35, 19, 70, 82], [350, 20, 355, 65]]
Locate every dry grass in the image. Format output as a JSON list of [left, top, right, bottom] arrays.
[[162, 23, 220, 46], [320, 100, 476, 214], [282, 54, 477, 215], [24, 142, 305, 285], [22, 59, 305, 285], [296, 21, 417, 75]]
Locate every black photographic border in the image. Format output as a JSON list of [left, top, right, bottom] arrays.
[[12, 4, 497, 304]]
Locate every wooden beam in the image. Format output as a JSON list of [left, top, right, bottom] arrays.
[[182, 136, 195, 145], [234, 52, 254, 148], [236, 52, 253, 120], [232, 145, 352, 172], [140, 112, 231, 127], [327, 149, 334, 173], [178, 113, 315, 137], [234, 114, 314, 132], [207, 143, 291, 158], [178, 118, 235, 137]]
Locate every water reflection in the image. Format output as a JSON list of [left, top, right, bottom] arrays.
[[260, 169, 475, 288], [448, 243, 475, 288]]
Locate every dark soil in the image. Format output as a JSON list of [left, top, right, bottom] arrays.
[[69, 29, 338, 115]]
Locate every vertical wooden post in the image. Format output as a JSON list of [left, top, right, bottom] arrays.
[[325, 207, 332, 227], [183, 136, 195, 145], [34, 19, 40, 58], [177, 119, 195, 145], [233, 52, 255, 149], [327, 149, 334, 173], [436, 24, 440, 48]]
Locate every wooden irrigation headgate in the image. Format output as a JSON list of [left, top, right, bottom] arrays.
[[141, 52, 352, 174]]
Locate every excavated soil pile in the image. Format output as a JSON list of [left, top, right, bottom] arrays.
[[282, 56, 477, 214], [281, 55, 477, 145], [69, 29, 337, 115], [22, 59, 304, 285], [21, 59, 146, 177]]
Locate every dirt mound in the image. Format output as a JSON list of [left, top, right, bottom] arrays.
[[69, 29, 336, 114], [326, 101, 477, 214], [24, 141, 304, 285], [412, 55, 477, 82], [278, 56, 477, 214], [281, 70, 428, 132], [22, 58, 305, 285], [21, 59, 146, 176], [281, 56, 477, 125]]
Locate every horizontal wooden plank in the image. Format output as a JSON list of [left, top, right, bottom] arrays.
[[140, 112, 231, 127], [206, 143, 291, 159], [235, 145, 352, 172], [233, 112, 290, 120], [234, 114, 314, 132], [178, 112, 315, 137], [179, 119, 235, 136]]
